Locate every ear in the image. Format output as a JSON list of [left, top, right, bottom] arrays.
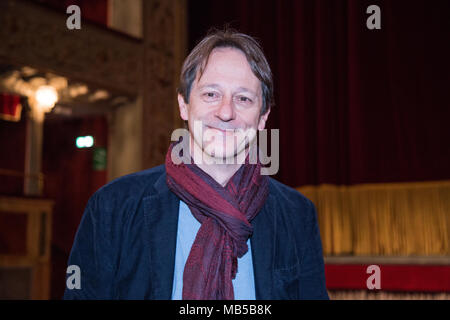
[[258, 108, 270, 130], [178, 93, 189, 121]]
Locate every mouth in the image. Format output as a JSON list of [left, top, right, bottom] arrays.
[[205, 125, 236, 135]]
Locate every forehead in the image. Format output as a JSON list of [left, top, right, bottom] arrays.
[[195, 47, 261, 92]]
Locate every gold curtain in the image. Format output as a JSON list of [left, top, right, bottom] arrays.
[[297, 181, 450, 256]]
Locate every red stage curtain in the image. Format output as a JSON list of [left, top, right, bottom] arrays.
[[188, 0, 450, 187]]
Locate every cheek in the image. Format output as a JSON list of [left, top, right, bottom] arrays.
[[188, 102, 211, 120], [186, 109, 203, 126], [238, 111, 261, 129]]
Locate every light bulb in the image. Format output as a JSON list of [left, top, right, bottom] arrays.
[[35, 85, 58, 112]]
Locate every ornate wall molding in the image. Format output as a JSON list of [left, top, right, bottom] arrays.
[[0, 0, 142, 96], [0, 0, 187, 172], [142, 0, 186, 168]]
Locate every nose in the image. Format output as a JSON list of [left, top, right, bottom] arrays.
[[215, 95, 235, 122]]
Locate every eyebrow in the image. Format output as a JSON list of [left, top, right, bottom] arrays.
[[198, 83, 221, 90], [198, 83, 257, 96]]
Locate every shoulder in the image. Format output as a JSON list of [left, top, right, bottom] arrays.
[[266, 177, 318, 228], [87, 164, 166, 213], [267, 177, 314, 212], [97, 164, 164, 195]]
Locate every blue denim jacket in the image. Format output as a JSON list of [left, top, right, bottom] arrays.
[[63, 164, 329, 300]]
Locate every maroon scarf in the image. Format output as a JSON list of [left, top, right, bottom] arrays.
[[165, 141, 269, 300]]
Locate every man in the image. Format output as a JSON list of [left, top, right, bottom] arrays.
[[64, 29, 328, 300]]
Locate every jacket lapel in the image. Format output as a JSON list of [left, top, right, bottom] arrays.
[[250, 192, 276, 300], [143, 170, 180, 299]]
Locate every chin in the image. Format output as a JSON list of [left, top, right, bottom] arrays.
[[205, 142, 234, 159], [204, 141, 249, 164]]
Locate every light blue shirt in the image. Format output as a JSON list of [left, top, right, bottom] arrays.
[[171, 200, 256, 300]]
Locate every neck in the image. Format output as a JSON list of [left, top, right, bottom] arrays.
[[196, 160, 242, 187], [189, 138, 246, 187]]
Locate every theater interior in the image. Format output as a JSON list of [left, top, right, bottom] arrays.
[[0, 0, 449, 300]]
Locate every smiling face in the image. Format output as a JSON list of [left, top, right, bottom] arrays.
[[178, 47, 270, 163]]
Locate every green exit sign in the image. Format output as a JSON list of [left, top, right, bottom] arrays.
[[76, 136, 94, 148]]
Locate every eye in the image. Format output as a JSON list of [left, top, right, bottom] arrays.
[[202, 91, 219, 101], [236, 95, 253, 104]]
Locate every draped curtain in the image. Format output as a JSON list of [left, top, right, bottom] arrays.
[[188, 0, 450, 187], [298, 180, 450, 256]]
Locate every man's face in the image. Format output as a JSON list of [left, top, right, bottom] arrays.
[[178, 47, 270, 162]]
